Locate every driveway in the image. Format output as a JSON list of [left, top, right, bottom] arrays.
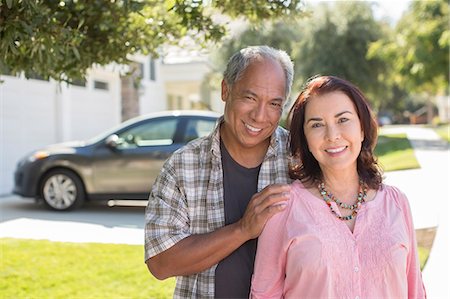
[[0, 196, 146, 245]]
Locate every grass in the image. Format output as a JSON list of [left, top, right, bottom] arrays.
[[418, 246, 430, 271], [0, 238, 175, 299], [375, 133, 420, 172], [434, 124, 450, 142], [1, 237, 430, 299]]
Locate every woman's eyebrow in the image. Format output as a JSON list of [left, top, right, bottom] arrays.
[[335, 110, 353, 117]]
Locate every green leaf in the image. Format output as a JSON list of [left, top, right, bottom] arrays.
[[72, 47, 80, 60]]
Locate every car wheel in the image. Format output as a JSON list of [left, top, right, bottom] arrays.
[[41, 169, 85, 211]]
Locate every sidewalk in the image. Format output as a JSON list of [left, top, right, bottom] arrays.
[[382, 125, 449, 299]]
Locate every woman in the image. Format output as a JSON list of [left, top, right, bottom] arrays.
[[251, 76, 426, 298]]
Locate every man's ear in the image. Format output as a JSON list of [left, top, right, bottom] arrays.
[[221, 80, 229, 103]]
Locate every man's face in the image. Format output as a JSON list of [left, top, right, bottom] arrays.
[[221, 58, 286, 153]]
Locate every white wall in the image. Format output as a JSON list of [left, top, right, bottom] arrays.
[[123, 54, 167, 115], [140, 59, 167, 114], [0, 76, 58, 194], [68, 68, 121, 139], [0, 69, 121, 195]]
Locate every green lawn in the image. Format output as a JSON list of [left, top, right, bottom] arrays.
[[375, 133, 420, 172], [418, 246, 430, 271], [1, 238, 430, 299], [434, 124, 450, 142], [0, 238, 175, 299]]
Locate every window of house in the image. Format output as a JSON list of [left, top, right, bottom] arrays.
[[27, 71, 49, 81], [149, 58, 156, 81], [139, 62, 145, 79], [94, 80, 109, 90], [71, 78, 86, 87]]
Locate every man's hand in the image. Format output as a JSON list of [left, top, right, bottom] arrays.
[[147, 183, 291, 279], [238, 184, 291, 240]]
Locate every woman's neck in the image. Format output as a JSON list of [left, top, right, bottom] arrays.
[[321, 169, 360, 201]]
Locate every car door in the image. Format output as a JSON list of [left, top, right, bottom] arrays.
[[90, 116, 181, 197]]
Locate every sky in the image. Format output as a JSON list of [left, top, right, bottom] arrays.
[[306, 0, 413, 24], [372, 0, 412, 23]]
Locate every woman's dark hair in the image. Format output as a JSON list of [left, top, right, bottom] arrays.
[[288, 75, 383, 189]]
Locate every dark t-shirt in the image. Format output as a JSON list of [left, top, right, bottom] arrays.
[[215, 140, 261, 298]]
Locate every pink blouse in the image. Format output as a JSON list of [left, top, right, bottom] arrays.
[[251, 180, 426, 299]]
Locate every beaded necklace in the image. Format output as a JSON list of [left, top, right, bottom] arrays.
[[317, 180, 367, 221]]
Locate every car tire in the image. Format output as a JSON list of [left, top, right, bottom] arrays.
[[40, 169, 85, 211]]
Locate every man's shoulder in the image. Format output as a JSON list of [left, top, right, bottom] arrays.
[[275, 126, 289, 139], [167, 134, 215, 167], [273, 126, 289, 151]]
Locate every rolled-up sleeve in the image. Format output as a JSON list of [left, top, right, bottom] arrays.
[[144, 160, 190, 261]]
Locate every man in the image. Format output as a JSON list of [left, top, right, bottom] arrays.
[[145, 45, 294, 298]]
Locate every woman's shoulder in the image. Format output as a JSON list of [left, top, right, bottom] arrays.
[[378, 183, 410, 210], [291, 179, 309, 193], [290, 179, 317, 201]]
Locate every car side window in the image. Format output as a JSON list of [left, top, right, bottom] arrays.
[[117, 118, 177, 148], [183, 119, 217, 142]]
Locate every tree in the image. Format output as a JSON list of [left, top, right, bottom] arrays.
[[0, 0, 305, 83], [373, 0, 448, 94], [214, 1, 388, 109], [212, 20, 302, 74], [294, 1, 387, 107], [368, 0, 449, 123]]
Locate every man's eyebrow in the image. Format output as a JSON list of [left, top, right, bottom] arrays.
[[272, 97, 284, 103], [241, 90, 257, 97], [240, 90, 285, 102]]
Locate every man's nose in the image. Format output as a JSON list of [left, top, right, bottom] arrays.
[[250, 103, 266, 122]]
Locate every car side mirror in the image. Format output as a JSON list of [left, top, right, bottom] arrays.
[[105, 134, 120, 148]]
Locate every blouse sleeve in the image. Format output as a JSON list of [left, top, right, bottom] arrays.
[[251, 193, 293, 298], [394, 187, 427, 298]]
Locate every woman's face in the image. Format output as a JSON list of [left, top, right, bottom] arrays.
[[303, 91, 364, 174]]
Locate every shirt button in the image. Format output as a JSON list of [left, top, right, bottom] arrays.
[[354, 266, 359, 272], [355, 296, 360, 299]]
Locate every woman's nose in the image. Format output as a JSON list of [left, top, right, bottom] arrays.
[[326, 125, 341, 141]]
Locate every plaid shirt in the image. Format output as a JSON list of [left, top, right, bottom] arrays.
[[145, 117, 291, 298]]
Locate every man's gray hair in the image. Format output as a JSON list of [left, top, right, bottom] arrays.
[[223, 45, 294, 99]]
